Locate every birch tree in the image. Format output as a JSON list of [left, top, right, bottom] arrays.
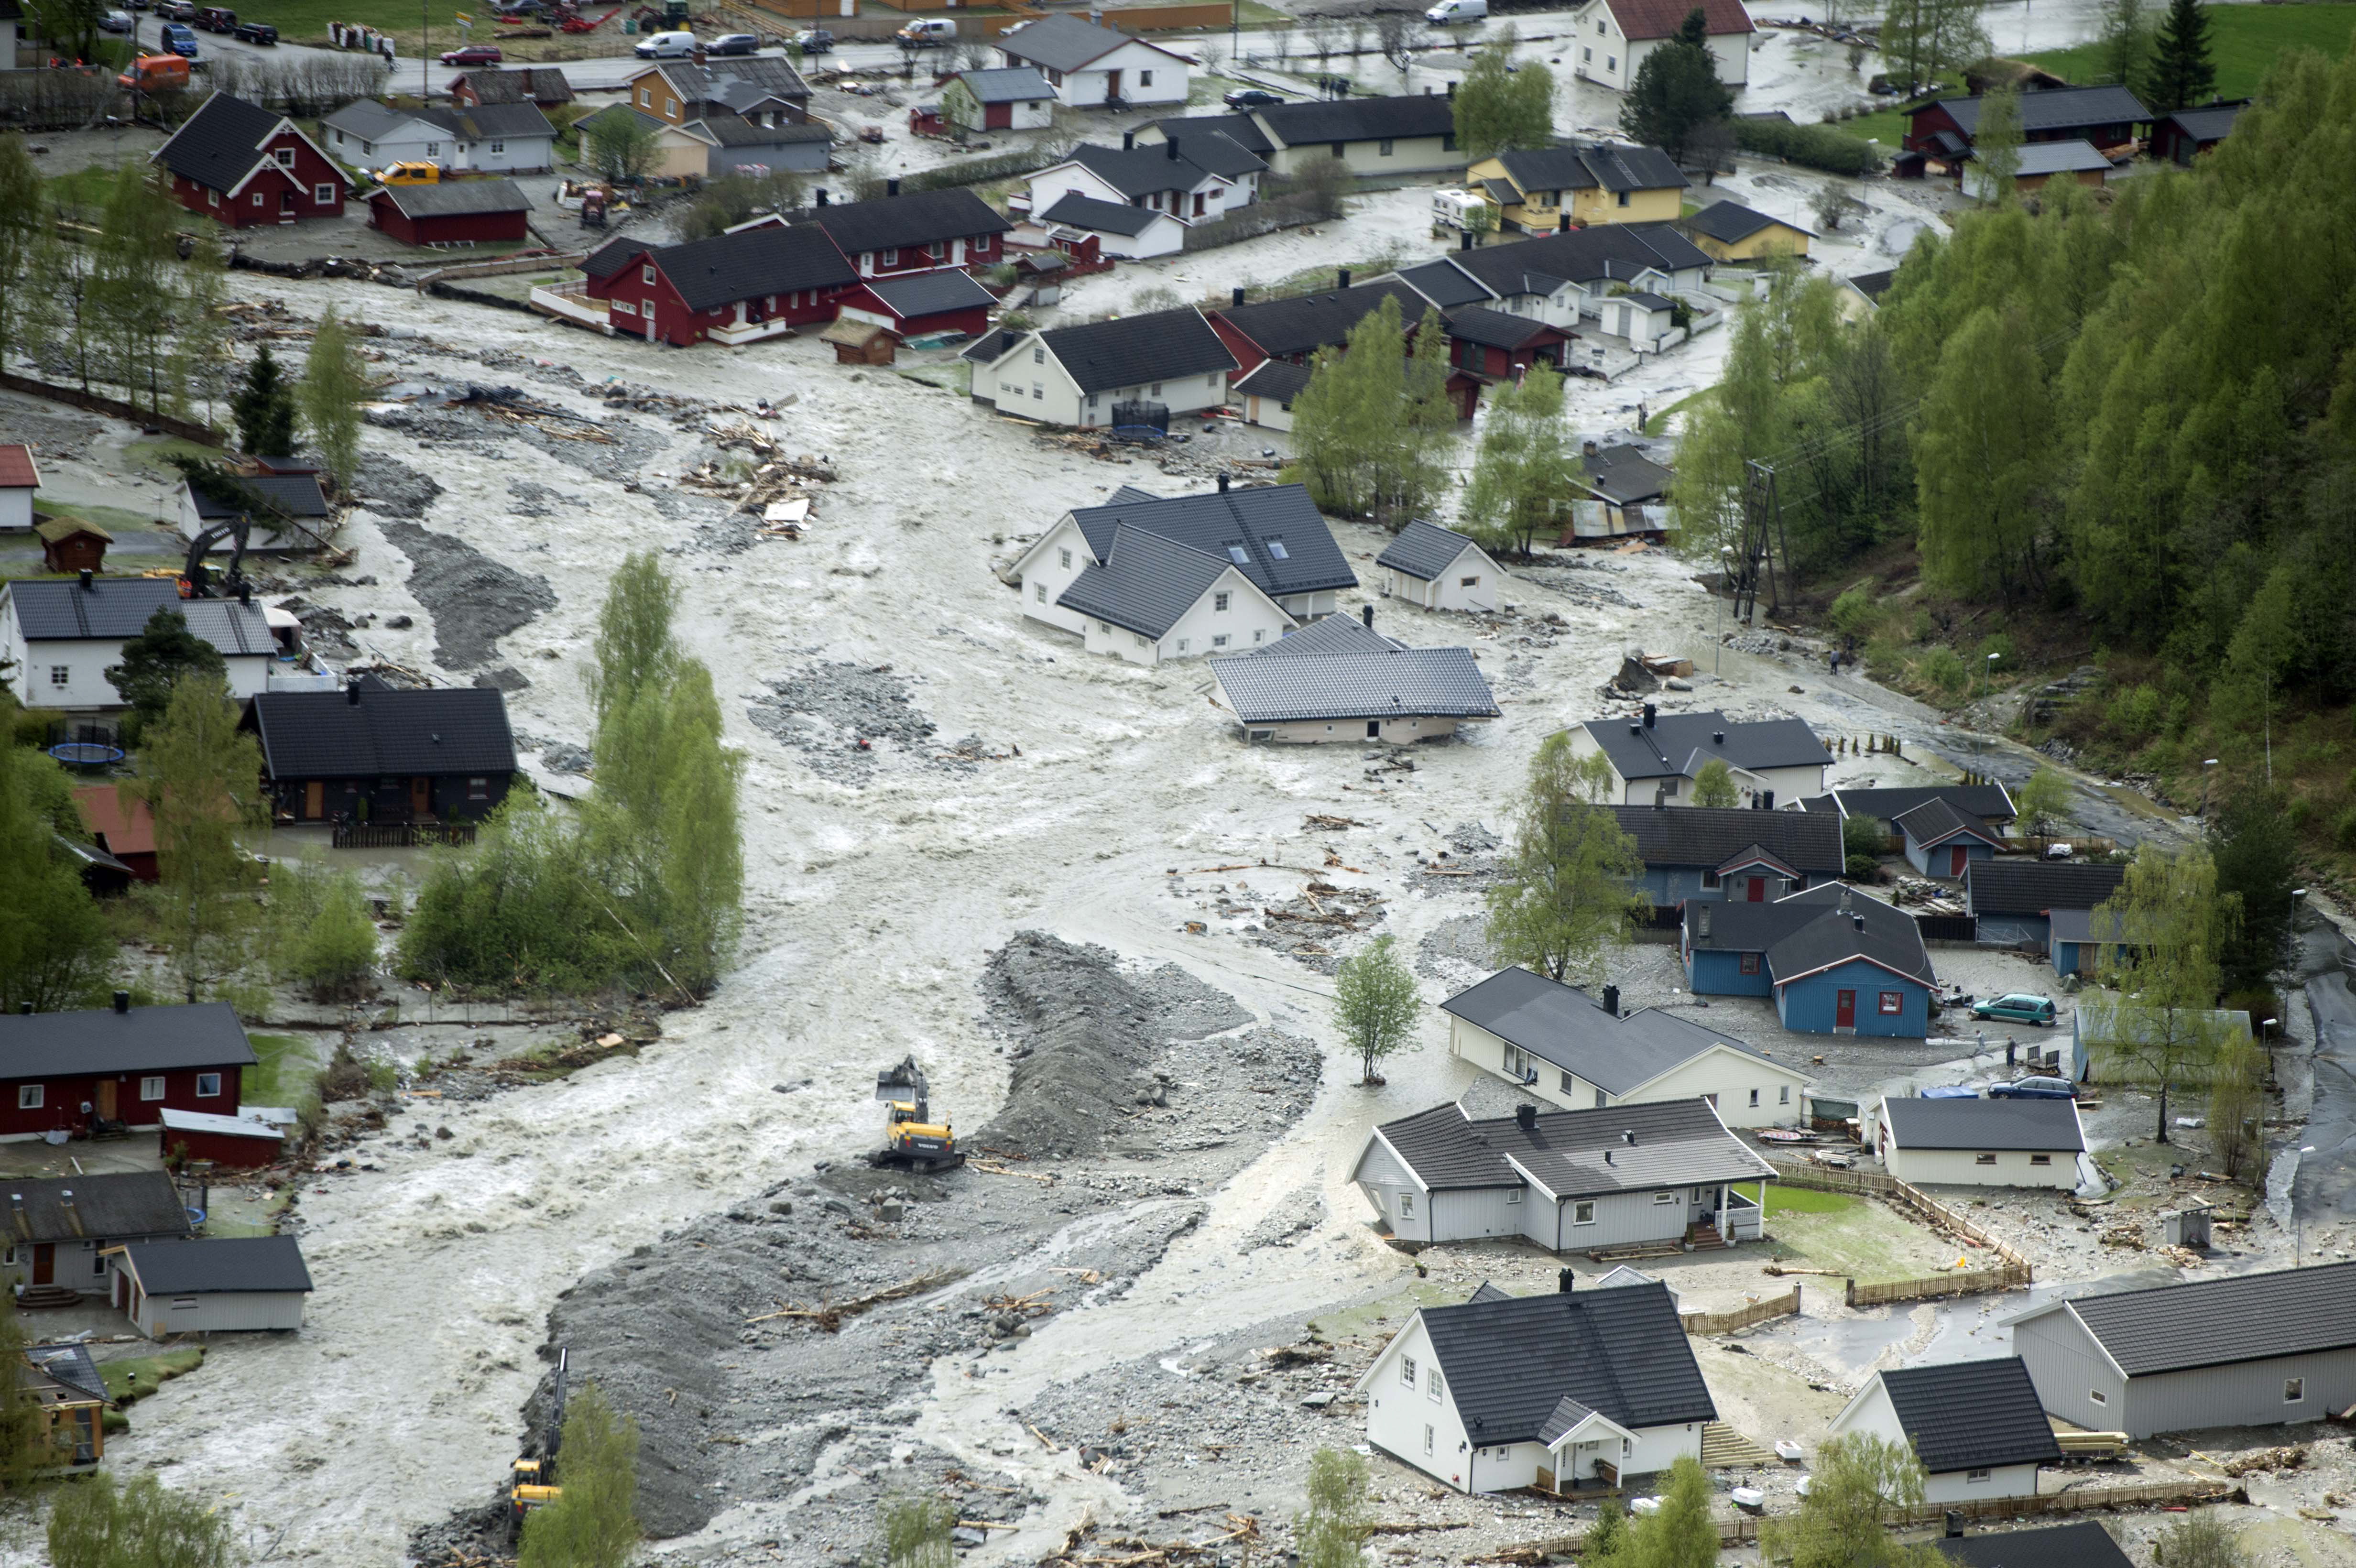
[[1461, 362, 1572, 558], [126, 674, 268, 1003], [2091, 842, 2238, 1142], [299, 305, 370, 488], [1485, 734, 1646, 984]]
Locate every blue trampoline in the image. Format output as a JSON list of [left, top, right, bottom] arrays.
[[48, 741, 125, 770]]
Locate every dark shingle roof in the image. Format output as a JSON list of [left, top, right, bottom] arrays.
[[688, 114, 831, 148], [1039, 307, 1237, 395], [1439, 967, 1786, 1095], [1154, 128, 1266, 179], [1070, 140, 1261, 198], [1580, 709, 1830, 784], [996, 12, 1152, 71], [581, 234, 657, 280], [1877, 1358, 2062, 1473], [644, 222, 856, 312], [1375, 1097, 1774, 1197], [1683, 886, 1935, 985], [1881, 1096, 2083, 1153], [1495, 142, 1687, 196], [1394, 258, 1496, 309], [1213, 281, 1429, 358], [1376, 519, 1483, 580], [5, 579, 273, 656], [957, 66, 1056, 103], [1828, 784, 2016, 826], [1847, 268, 1897, 302], [809, 188, 1011, 257], [247, 686, 518, 778], [2046, 1261, 2356, 1376], [1445, 223, 1711, 298], [1965, 860, 2127, 917], [0, 1003, 257, 1079], [1582, 444, 1673, 505], [1, 1173, 195, 1245], [186, 471, 329, 522], [1254, 93, 1456, 147], [1681, 200, 1811, 244], [1230, 358, 1313, 402], [1608, 804, 1844, 874], [2047, 906, 2130, 946], [1446, 305, 1561, 350], [1936, 83, 2151, 137], [416, 101, 555, 142], [1057, 523, 1236, 639], [651, 55, 811, 105], [122, 1235, 314, 1295], [2007, 139, 2113, 176], [24, 1342, 109, 1405], [1892, 796, 2003, 849], [2160, 100, 2247, 143], [1040, 191, 1168, 237], [153, 91, 284, 194], [1939, 1523, 2136, 1568], [1419, 1281, 1716, 1443], [1255, 614, 1401, 656], [861, 267, 996, 320], [1144, 112, 1275, 158], [372, 178, 532, 220], [455, 66, 574, 106], [1210, 644, 1498, 724], [1066, 482, 1353, 600]]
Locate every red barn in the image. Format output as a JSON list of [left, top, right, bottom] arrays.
[[1903, 83, 2151, 162], [158, 1109, 289, 1168], [808, 184, 1013, 280], [580, 220, 858, 348], [836, 268, 998, 341], [369, 179, 533, 248], [151, 90, 350, 227], [0, 998, 256, 1140]]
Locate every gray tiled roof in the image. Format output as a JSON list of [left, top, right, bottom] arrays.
[[1394, 258, 1495, 309], [861, 267, 995, 319], [2005, 139, 2113, 176], [1892, 796, 2003, 848], [809, 188, 1011, 258], [1039, 307, 1237, 395], [1446, 305, 1559, 350], [1580, 708, 1829, 784], [186, 471, 329, 521], [2047, 906, 2129, 946], [1, 1172, 195, 1246], [1494, 142, 1687, 196], [1254, 613, 1401, 656], [1374, 519, 1481, 581], [1581, 444, 1673, 506], [1609, 804, 1843, 874], [1964, 860, 2127, 917], [1827, 784, 2016, 826], [2160, 101, 2246, 143], [1210, 644, 1498, 725], [1419, 1280, 1716, 1444], [1057, 523, 1233, 639], [1536, 1394, 1601, 1442], [1936, 84, 2150, 137], [1847, 268, 1898, 301], [1442, 223, 1712, 300], [689, 115, 831, 148], [1229, 357, 1312, 402], [24, 1342, 108, 1405], [1881, 1096, 2083, 1153], [1440, 966, 1784, 1095], [0, 1002, 257, 1080], [417, 101, 555, 142], [1156, 128, 1267, 179], [957, 66, 1055, 103], [1144, 112, 1274, 157], [1375, 1097, 1773, 1197], [1681, 200, 1811, 244], [5, 579, 274, 656], [1212, 281, 1427, 358], [997, 12, 1146, 71], [1040, 191, 1167, 238], [1939, 1523, 2135, 1568], [372, 178, 531, 219], [121, 1235, 314, 1295], [2043, 1260, 2356, 1376], [1254, 93, 1456, 147], [1066, 482, 1353, 600], [1070, 140, 1247, 198], [1683, 886, 1935, 985], [639, 221, 856, 312], [247, 686, 518, 778], [1877, 1358, 2062, 1473]]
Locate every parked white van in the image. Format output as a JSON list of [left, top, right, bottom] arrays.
[[1425, 0, 1486, 21], [894, 16, 954, 44], [634, 29, 697, 57]]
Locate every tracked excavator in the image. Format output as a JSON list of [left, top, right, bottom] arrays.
[[507, 1346, 568, 1538], [869, 1056, 963, 1173]]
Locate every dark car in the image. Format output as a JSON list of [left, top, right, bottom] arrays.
[[1988, 1076, 2076, 1100], [708, 31, 757, 54], [1222, 87, 1283, 108], [155, 0, 196, 18], [792, 26, 831, 52], [158, 21, 200, 54], [439, 42, 502, 64], [194, 5, 235, 30], [233, 19, 275, 41], [100, 8, 135, 31]]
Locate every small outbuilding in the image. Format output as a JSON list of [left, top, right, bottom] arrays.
[[0, 1171, 195, 1300], [820, 317, 899, 366], [1940, 1522, 2135, 1568], [0, 444, 38, 532], [1210, 611, 1500, 745], [835, 268, 997, 340], [72, 784, 157, 882], [111, 1235, 314, 1337], [1893, 796, 2005, 879], [943, 66, 1056, 132], [1229, 358, 1309, 431], [2151, 100, 2247, 164], [368, 178, 533, 248], [20, 1342, 112, 1470], [1875, 1095, 2084, 1189], [1828, 1356, 2060, 1502], [159, 1107, 290, 1168], [36, 516, 109, 575], [1679, 200, 1813, 262], [1375, 520, 1503, 614], [1962, 139, 2112, 198], [2048, 906, 2128, 978]]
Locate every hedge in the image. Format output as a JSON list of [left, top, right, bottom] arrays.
[[1733, 117, 1882, 177]]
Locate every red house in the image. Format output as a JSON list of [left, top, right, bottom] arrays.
[[580, 220, 858, 347], [151, 90, 350, 228], [1902, 83, 2150, 162], [369, 179, 533, 248], [0, 998, 256, 1140], [835, 268, 998, 341], [808, 184, 1013, 279], [72, 786, 158, 882], [1208, 275, 1432, 377], [1444, 305, 1571, 381]]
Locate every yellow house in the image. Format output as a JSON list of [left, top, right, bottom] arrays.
[[1679, 200, 1815, 262], [1464, 142, 1687, 234], [573, 104, 710, 182]]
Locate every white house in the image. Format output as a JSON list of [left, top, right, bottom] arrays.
[[320, 98, 557, 174], [1008, 478, 1356, 665], [0, 444, 36, 532], [1357, 1278, 1716, 1493], [1375, 519, 1503, 613], [1229, 358, 1309, 430], [1827, 1358, 2059, 1503], [1025, 135, 1265, 230], [177, 467, 334, 554], [1139, 94, 1461, 178], [1569, 0, 1755, 91], [1035, 192, 1187, 259], [1874, 1096, 2085, 1189], [1443, 966, 1812, 1128], [1389, 221, 1715, 335], [963, 306, 1237, 427], [110, 1235, 314, 1338], [0, 577, 275, 715], [996, 14, 1189, 109], [1564, 705, 1831, 807]]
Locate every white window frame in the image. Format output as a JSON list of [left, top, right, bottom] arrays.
[[1213, 591, 1229, 611], [314, 183, 336, 204], [140, 1077, 165, 1101], [1505, 1189, 1521, 1205], [1748, 1089, 1760, 1107], [195, 1073, 222, 1098], [1400, 1355, 1417, 1388], [274, 147, 294, 167], [1425, 1368, 1442, 1402], [17, 1086, 41, 1109], [1653, 1190, 1677, 1205], [2089, 1389, 2108, 1405], [1572, 1200, 1595, 1224], [1965, 1468, 1992, 1483], [1974, 1153, 1997, 1165], [2285, 1378, 2305, 1402], [49, 666, 69, 687], [1398, 1190, 1415, 1219], [1058, 547, 1072, 569]]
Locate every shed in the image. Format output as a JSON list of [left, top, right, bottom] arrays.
[[36, 516, 109, 575], [835, 267, 996, 339], [1892, 796, 2004, 879], [1940, 1522, 2136, 1568], [2048, 905, 2129, 978], [2067, 998, 2250, 1086], [71, 784, 157, 882], [1229, 358, 1311, 431], [19, 1342, 112, 1470], [944, 66, 1056, 132], [2006, 1260, 2356, 1438], [1962, 138, 2112, 198], [1828, 1357, 2059, 1501], [2152, 100, 2247, 165], [820, 316, 898, 365], [1963, 860, 2127, 947], [368, 178, 532, 247], [111, 1235, 314, 1337], [0, 444, 41, 532], [1875, 1095, 2084, 1188], [159, 1107, 290, 1168]]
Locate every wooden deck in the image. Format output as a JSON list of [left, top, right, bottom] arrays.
[[1701, 1423, 1773, 1469]]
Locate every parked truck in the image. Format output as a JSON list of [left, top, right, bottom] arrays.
[[119, 52, 192, 91]]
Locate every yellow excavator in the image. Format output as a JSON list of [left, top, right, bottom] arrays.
[[508, 1347, 568, 1538], [869, 1056, 962, 1173]]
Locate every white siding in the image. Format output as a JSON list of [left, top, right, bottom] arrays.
[[2011, 1309, 2126, 1434], [1259, 132, 1459, 178], [465, 134, 555, 174], [1429, 1186, 1530, 1243], [1243, 714, 1473, 744], [127, 1285, 306, 1336], [1034, 42, 1189, 108], [975, 337, 1091, 425], [1363, 1317, 1475, 1486], [1351, 1134, 1429, 1242], [1013, 516, 1097, 636], [1382, 543, 1501, 612], [1452, 1016, 1807, 1127], [1880, 1141, 2077, 1190], [1554, 1186, 1690, 1251], [0, 487, 32, 532], [2, 619, 269, 714], [1830, 1375, 2040, 1500]]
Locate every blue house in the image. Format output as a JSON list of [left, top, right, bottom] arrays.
[[1893, 797, 2005, 880], [1682, 885, 1936, 1038], [1801, 784, 2017, 840], [1609, 804, 1844, 911], [1965, 861, 2127, 948]]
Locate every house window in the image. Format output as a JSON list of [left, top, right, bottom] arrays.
[[1032, 383, 1044, 400], [640, 87, 652, 105], [2285, 1378, 2305, 1402], [1442, 133, 1457, 151], [1461, 575, 1479, 588], [1739, 952, 1760, 975], [1214, 591, 1230, 611], [1583, 45, 1592, 60], [1036, 582, 1047, 603], [1505, 1189, 1521, 1205], [1965, 1469, 1992, 1484], [1175, 638, 1189, 653], [613, 300, 637, 315], [1597, 19, 1606, 31], [1748, 1089, 1760, 1108], [1594, 1089, 1606, 1108], [1617, 191, 1630, 207], [1560, 1070, 1576, 1094], [664, 98, 677, 116], [1059, 547, 1072, 569], [1330, 142, 1345, 157], [426, 142, 440, 157], [1139, 69, 1153, 86], [1424, 1425, 1435, 1456], [1226, 544, 1250, 564], [2090, 1389, 2108, 1405], [1134, 634, 1148, 648], [254, 193, 265, 207], [90, 1246, 106, 1278], [1252, 630, 1264, 644], [1212, 634, 1229, 648], [2030, 1154, 2052, 1166], [209, 189, 219, 206], [1398, 1191, 1414, 1218], [644, 264, 657, 284], [882, 249, 900, 267], [1150, 382, 1162, 396], [468, 777, 489, 800], [1266, 540, 1289, 559], [491, 141, 505, 153], [1426, 1368, 1443, 1401], [1401, 1356, 1417, 1387], [275, 148, 294, 167], [315, 183, 336, 204], [1974, 1154, 1997, 1165], [1702, 869, 1720, 889], [1606, 55, 1616, 69], [1098, 621, 1112, 634], [1573, 1200, 1595, 1224], [49, 666, 69, 687], [140, 1077, 165, 1101], [196, 1073, 222, 1098], [1779, 1086, 1790, 1105], [1653, 1190, 1677, 1205], [1878, 991, 1904, 1015], [17, 1086, 40, 1110]]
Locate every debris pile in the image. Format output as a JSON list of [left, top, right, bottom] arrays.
[[744, 662, 941, 783]]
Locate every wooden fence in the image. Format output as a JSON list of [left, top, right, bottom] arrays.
[[332, 822, 478, 849], [0, 372, 226, 446], [1766, 1158, 2035, 1305], [1680, 1286, 1800, 1336]]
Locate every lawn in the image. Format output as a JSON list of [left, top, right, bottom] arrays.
[[1843, 106, 1909, 148], [2024, 3, 2356, 99], [243, 1032, 323, 1106], [1763, 1184, 1961, 1283], [101, 1347, 205, 1405]]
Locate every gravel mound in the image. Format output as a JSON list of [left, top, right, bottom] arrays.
[[381, 521, 558, 672], [1238, 1186, 1324, 1253], [351, 453, 444, 520], [745, 662, 938, 783]]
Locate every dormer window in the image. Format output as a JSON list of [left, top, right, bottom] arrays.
[[1225, 544, 1249, 564]]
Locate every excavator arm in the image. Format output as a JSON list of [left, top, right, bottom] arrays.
[[180, 514, 252, 599]]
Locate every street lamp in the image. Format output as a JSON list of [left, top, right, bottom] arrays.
[[2201, 757, 2219, 816], [1983, 651, 1999, 705], [2293, 887, 2308, 934]]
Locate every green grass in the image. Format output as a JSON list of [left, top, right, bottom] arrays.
[[1308, 1280, 1473, 1342], [123, 436, 223, 479], [1763, 1184, 1859, 1216], [242, 1033, 317, 1106], [2024, 3, 2356, 100], [1764, 1187, 1955, 1283], [1642, 387, 1709, 436], [1842, 107, 1909, 148], [101, 1348, 205, 1405]]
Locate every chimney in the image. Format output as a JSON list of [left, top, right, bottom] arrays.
[[112, 991, 130, 1014], [1167, 137, 1179, 161], [1559, 213, 1571, 232], [1642, 702, 1657, 729], [1361, 603, 1374, 629], [238, 582, 251, 604], [79, 568, 94, 592], [1558, 1268, 1575, 1294], [1854, 915, 1866, 933], [1603, 985, 1619, 1017], [1622, 1129, 1637, 1146], [691, 42, 706, 65], [347, 677, 363, 706], [58, 1189, 82, 1237], [886, 176, 900, 197], [1945, 1514, 1965, 1540], [1712, 730, 1725, 745], [1697, 904, 1712, 937], [1461, 229, 1474, 252], [1337, 267, 1351, 289], [1123, 130, 1134, 150], [1446, 79, 1456, 98], [1231, 285, 1245, 307], [1583, 438, 1599, 457], [816, 187, 829, 206], [1515, 1103, 1537, 1132], [1604, 1149, 1615, 1165]]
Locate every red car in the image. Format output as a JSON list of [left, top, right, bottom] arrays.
[[439, 42, 501, 64]]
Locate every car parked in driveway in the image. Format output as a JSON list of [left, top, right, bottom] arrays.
[[194, 5, 235, 30], [1970, 992, 2057, 1025], [440, 42, 501, 64], [233, 19, 276, 41], [708, 31, 757, 54], [1222, 87, 1283, 108], [1988, 1076, 2076, 1100], [792, 26, 831, 52], [155, 0, 196, 19], [157, 21, 200, 55]]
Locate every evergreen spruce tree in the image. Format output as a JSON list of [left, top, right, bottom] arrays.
[[2145, 0, 2215, 110], [232, 343, 299, 457], [1621, 8, 1734, 162]]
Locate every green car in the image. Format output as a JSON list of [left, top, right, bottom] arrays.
[[1971, 992, 2057, 1026]]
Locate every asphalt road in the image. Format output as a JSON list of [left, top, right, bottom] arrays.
[[2296, 924, 2356, 1231]]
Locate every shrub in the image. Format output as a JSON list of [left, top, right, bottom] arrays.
[[1731, 116, 1881, 176], [2108, 683, 2162, 739], [1827, 585, 1882, 639], [2334, 806, 2356, 853], [2285, 795, 2313, 829], [1976, 631, 2017, 668], [1846, 854, 1883, 881], [1915, 645, 1968, 698]]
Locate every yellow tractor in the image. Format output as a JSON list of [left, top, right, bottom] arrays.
[[508, 1347, 568, 1539], [870, 1056, 962, 1173]]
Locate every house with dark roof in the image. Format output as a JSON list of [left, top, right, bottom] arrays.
[[687, 112, 836, 179], [1840, 267, 1897, 318], [568, 104, 713, 181], [995, 13, 1190, 109], [2007, 1261, 2356, 1437], [111, 1234, 314, 1337], [942, 66, 1056, 132], [1465, 142, 1688, 234], [1352, 1095, 1774, 1252], [1446, 306, 1573, 381], [1962, 139, 2114, 198], [1682, 885, 1937, 1036], [1904, 84, 2150, 165], [1875, 1095, 2085, 1189], [623, 55, 812, 131], [1209, 608, 1499, 744], [1678, 200, 1814, 262], [448, 65, 575, 110], [808, 185, 1013, 279], [1829, 1357, 2061, 1501], [0, 998, 257, 1143], [20, 1339, 114, 1470], [1809, 784, 2017, 837], [1568, 703, 1831, 807], [320, 98, 556, 174], [1390, 222, 1712, 337], [1442, 966, 1811, 1127], [243, 682, 518, 827], [1010, 479, 1352, 663], [0, 577, 275, 715], [0, 1172, 196, 1299], [151, 91, 349, 227], [574, 219, 857, 347], [1228, 358, 1313, 430], [1034, 191, 1187, 258], [1356, 1279, 1718, 1493], [967, 306, 1236, 425], [1567, 441, 1673, 542], [1027, 135, 1267, 241], [834, 268, 997, 340], [367, 178, 532, 248], [1207, 276, 1429, 376], [2152, 99, 2247, 165], [1138, 93, 1461, 177], [1569, 0, 1755, 90], [1608, 801, 1845, 908], [1376, 519, 1503, 613], [1964, 860, 2127, 947], [1895, 797, 2006, 880], [175, 464, 332, 555], [1939, 1522, 2136, 1568]]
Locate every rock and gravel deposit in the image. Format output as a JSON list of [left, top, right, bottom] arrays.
[[744, 662, 944, 782], [380, 520, 558, 672]]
